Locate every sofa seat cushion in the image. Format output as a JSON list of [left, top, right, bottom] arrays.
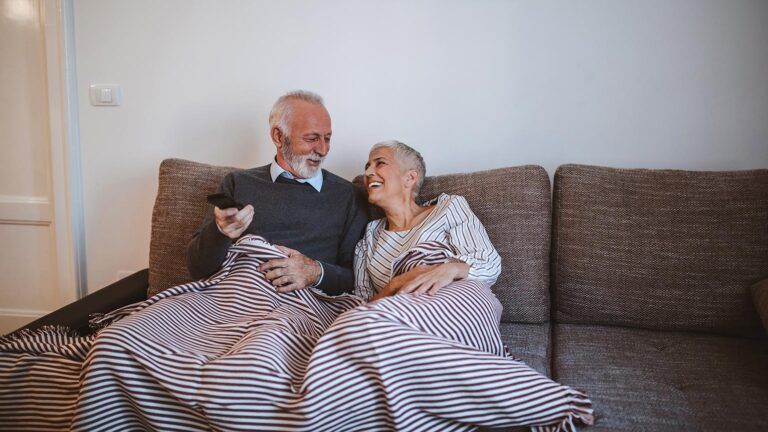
[[498, 322, 551, 377], [553, 323, 768, 431], [474, 322, 552, 432]]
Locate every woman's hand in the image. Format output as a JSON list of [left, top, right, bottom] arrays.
[[372, 261, 470, 301], [397, 262, 469, 296], [372, 265, 434, 301]]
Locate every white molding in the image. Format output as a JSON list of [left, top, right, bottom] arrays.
[[0, 308, 50, 318], [0, 308, 50, 335], [0, 195, 53, 225], [42, 0, 87, 304]]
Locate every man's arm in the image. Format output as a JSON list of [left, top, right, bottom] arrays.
[[186, 173, 239, 279], [315, 187, 369, 295], [186, 212, 232, 279]]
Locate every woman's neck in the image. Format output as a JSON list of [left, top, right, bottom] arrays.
[[381, 197, 430, 232]]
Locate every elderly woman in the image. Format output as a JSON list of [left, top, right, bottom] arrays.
[[299, 141, 594, 432], [354, 140, 502, 301]]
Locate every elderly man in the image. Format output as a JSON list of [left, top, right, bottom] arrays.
[[187, 90, 367, 295]]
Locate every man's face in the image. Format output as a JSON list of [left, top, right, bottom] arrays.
[[275, 100, 332, 179]]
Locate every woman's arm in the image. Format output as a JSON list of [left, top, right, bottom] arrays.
[[444, 196, 501, 283], [392, 260, 469, 297], [393, 196, 501, 296], [372, 264, 436, 300], [353, 239, 377, 301]]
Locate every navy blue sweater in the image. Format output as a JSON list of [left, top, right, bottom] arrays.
[[186, 165, 368, 295]]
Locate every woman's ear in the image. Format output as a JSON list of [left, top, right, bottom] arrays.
[[403, 169, 418, 189]]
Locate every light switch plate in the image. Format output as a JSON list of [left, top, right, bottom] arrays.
[[89, 84, 123, 106]]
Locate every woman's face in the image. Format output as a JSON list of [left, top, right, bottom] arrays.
[[364, 147, 414, 207]]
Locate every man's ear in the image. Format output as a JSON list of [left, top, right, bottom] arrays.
[[271, 126, 284, 147]]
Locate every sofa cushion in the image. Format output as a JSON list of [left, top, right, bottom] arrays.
[[552, 164, 768, 336], [552, 323, 768, 431], [149, 159, 238, 296], [498, 322, 551, 377], [753, 278, 768, 334], [357, 166, 552, 323], [470, 322, 553, 432]]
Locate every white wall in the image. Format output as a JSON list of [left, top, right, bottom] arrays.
[[73, 0, 768, 292]]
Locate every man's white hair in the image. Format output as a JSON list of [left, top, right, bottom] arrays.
[[371, 140, 426, 199], [269, 90, 325, 136]]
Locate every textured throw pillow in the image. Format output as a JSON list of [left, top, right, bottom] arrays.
[[752, 278, 768, 335]]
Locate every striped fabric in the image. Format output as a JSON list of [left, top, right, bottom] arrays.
[[0, 326, 93, 430], [1, 234, 592, 431], [354, 194, 503, 301], [308, 277, 594, 431], [1, 236, 361, 430]]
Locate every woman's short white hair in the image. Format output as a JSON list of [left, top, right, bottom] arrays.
[[371, 140, 426, 199], [269, 90, 325, 135]]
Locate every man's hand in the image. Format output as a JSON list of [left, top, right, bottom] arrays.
[[258, 245, 322, 293], [214, 205, 254, 239]]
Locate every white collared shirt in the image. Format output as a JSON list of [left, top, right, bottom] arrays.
[[269, 160, 323, 192]]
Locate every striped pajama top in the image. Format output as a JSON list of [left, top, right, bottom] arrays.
[[354, 193, 502, 301]]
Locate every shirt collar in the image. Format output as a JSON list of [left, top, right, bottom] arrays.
[[270, 159, 324, 192]]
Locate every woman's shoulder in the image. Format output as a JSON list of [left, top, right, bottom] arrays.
[[421, 192, 465, 205], [362, 194, 472, 235], [356, 219, 384, 253], [432, 193, 471, 211], [364, 218, 386, 236], [430, 194, 479, 226]]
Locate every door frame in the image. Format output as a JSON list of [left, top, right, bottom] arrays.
[[42, 0, 87, 303]]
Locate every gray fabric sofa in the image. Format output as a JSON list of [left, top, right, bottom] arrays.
[[549, 165, 768, 431], [17, 159, 768, 431]]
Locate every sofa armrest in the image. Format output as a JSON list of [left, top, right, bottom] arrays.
[[14, 268, 149, 336]]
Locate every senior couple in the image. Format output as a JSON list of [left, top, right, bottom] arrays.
[[0, 90, 592, 431], [180, 90, 593, 431], [188, 90, 498, 305]]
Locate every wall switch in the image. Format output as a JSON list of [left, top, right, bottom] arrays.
[[89, 84, 122, 106]]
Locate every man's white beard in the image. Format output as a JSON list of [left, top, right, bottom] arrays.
[[282, 139, 324, 178]]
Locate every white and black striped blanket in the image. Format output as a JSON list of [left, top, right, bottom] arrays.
[[1, 235, 592, 431]]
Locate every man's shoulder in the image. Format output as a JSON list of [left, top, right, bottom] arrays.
[[240, 164, 271, 177], [321, 169, 356, 193], [226, 164, 271, 182]]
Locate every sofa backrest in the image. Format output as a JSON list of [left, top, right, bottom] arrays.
[[149, 159, 553, 324], [551, 164, 768, 337], [356, 165, 552, 323], [149, 159, 238, 296]]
